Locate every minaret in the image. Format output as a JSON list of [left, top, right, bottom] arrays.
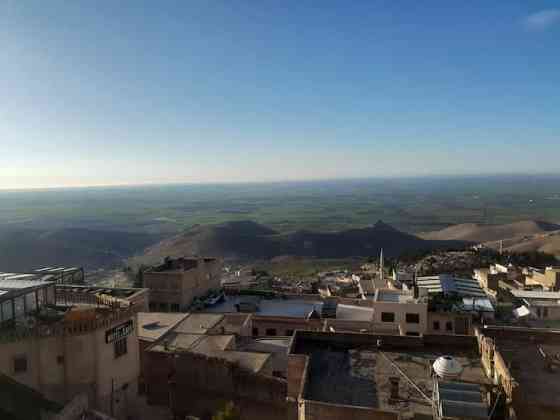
[[379, 248, 384, 285]]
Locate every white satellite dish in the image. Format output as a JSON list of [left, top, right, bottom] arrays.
[[433, 356, 463, 380]]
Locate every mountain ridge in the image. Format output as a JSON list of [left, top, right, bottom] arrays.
[[133, 220, 468, 265]]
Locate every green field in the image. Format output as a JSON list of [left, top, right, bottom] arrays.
[[1, 175, 560, 235]]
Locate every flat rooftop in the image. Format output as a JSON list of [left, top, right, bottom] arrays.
[[146, 313, 272, 374], [56, 284, 147, 298], [375, 289, 417, 303], [511, 289, 560, 300], [291, 331, 490, 416], [482, 326, 560, 409], [0, 267, 83, 284], [137, 312, 190, 342], [204, 295, 373, 321], [173, 313, 225, 334]]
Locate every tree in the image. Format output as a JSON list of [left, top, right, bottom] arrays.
[[212, 402, 240, 420]]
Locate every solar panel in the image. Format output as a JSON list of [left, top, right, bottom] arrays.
[[438, 381, 487, 419]]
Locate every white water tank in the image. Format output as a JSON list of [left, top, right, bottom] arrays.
[[433, 355, 463, 380]]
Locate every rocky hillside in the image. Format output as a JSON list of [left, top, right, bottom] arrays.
[[420, 220, 560, 243], [0, 228, 160, 272], [133, 220, 468, 264]]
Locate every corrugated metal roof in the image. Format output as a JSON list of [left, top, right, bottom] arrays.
[[0, 279, 53, 290], [511, 290, 560, 300], [462, 297, 495, 312], [418, 275, 488, 298]]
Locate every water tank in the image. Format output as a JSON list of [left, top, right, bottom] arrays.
[[433, 356, 463, 380]]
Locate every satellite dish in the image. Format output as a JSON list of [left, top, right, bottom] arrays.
[[433, 356, 463, 380]]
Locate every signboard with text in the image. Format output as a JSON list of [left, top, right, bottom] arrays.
[[105, 319, 133, 343]]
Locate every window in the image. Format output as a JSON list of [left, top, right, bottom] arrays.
[[537, 307, 542, 318], [114, 338, 128, 358], [433, 321, 440, 330], [171, 303, 180, 312], [406, 313, 420, 324], [543, 307, 549, 318], [252, 327, 259, 337], [13, 355, 27, 374], [149, 302, 157, 311], [445, 321, 453, 332], [406, 332, 420, 336], [265, 328, 277, 336], [56, 355, 64, 365], [159, 303, 168, 312], [285, 329, 294, 336], [381, 312, 395, 322]]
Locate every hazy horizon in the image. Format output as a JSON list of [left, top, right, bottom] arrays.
[[2, 2, 559, 189], [2, 172, 560, 192]]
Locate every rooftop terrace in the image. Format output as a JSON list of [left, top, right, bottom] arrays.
[[482, 326, 560, 411], [146, 312, 273, 374], [290, 331, 491, 417], [374, 289, 418, 304], [205, 295, 373, 321]]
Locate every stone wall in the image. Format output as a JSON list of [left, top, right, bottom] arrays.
[[144, 349, 287, 420], [0, 311, 139, 420], [302, 400, 399, 420], [250, 316, 323, 337]]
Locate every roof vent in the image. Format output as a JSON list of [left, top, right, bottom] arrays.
[[433, 356, 463, 380]]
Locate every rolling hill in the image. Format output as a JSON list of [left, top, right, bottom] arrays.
[[0, 228, 161, 272], [133, 220, 468, 265], [420, 220, 560, 257], [419, 220, 560, 243]]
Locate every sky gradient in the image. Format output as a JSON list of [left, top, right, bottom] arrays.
[[1, 1, 559, 189]]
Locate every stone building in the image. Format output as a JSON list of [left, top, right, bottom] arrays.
[[0, 280, 148, 420], [287, 330, 496, 420], [139, 312, 287, 420], [477, 326, 560, 420], [143, 257, 222, 312], [525, 267, 560, 291]]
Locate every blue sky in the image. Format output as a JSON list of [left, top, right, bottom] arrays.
[[1, 1, 559, 189]]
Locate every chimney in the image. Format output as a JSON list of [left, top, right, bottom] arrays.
[[389, 377, 400, 401]]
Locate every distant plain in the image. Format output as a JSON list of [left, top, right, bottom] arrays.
[[2, 175, 560, 234], [1, 175, 560, 271]]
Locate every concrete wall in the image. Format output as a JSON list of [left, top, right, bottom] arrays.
[[526, 269, 560, 291], [302, 400, 399, 420], [371, 301, 427, 336], [145, 258, 222, 311], [0, 313, 139, 420], [475, 327, 560, 420], [127, 290, 150, 312], [250, 317, 323, 337], [145, 349, 287, 420], [426, 312, 471, 335], [532, 303, 560, 320]]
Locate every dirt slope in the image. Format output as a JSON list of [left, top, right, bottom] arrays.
[[420, 220, 560, 243]]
